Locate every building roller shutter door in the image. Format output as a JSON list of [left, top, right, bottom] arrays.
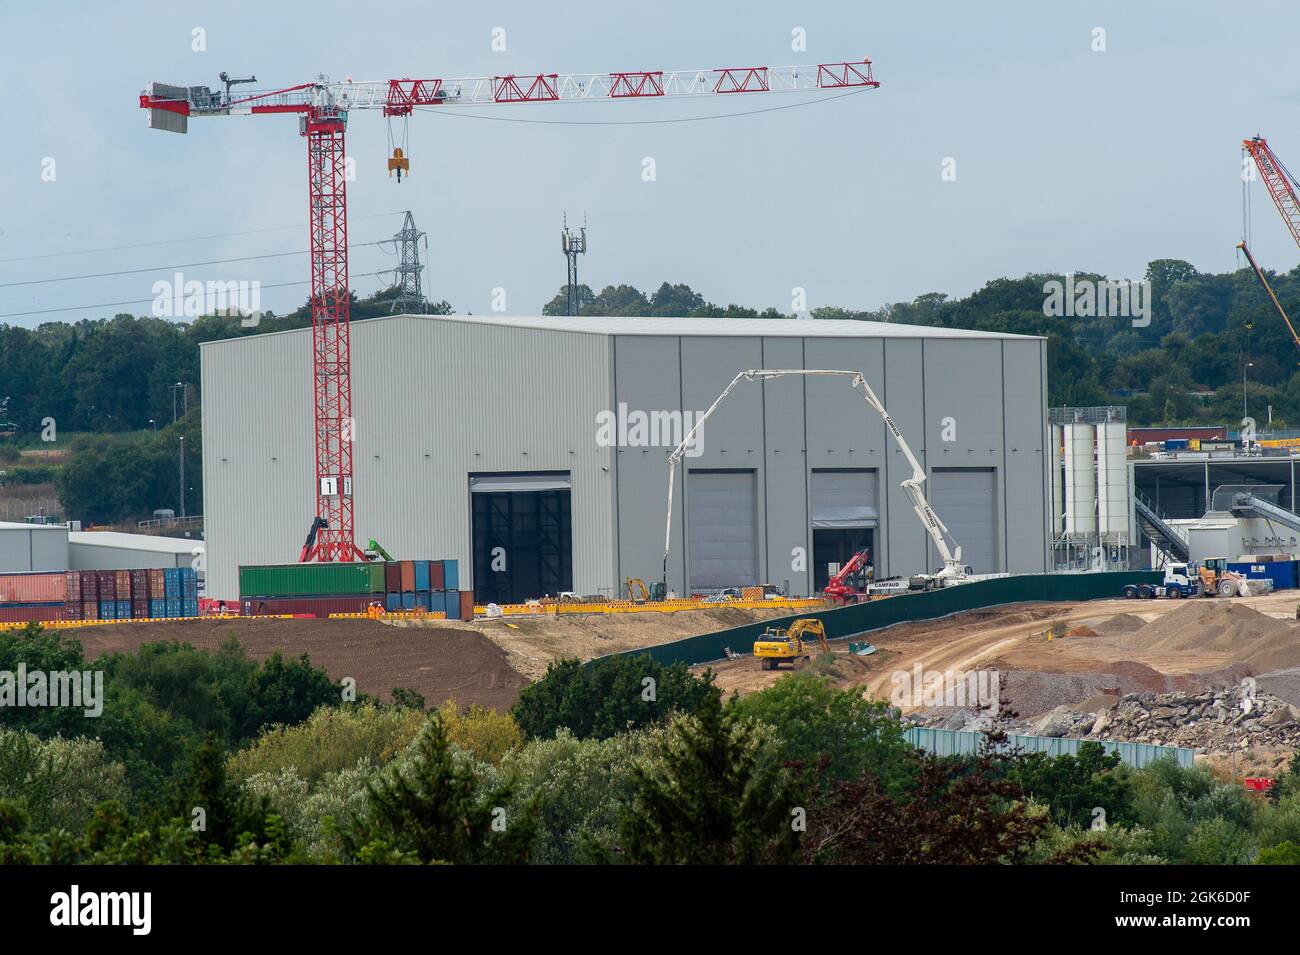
[[929, 468, 997, 574], [687, 470, 757, 591]]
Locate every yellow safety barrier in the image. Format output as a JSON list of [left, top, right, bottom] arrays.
[[471, 597, 829, 618], [0, 613, 246, 632], [327, 611, 448, 620]]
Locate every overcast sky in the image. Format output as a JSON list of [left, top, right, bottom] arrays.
[[1, 0, 1297, 325]]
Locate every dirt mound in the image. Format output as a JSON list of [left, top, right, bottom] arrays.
[[1073, 692, 1121, 714], [1113, 601, 1300, 669], [1066, 624, 1097, 638], [1091, 613, 1147, 635], [67, 617, 526, 711]]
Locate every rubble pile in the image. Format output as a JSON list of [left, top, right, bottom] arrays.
[[906, 684, 1300, 754]]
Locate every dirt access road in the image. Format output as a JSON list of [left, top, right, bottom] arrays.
[[703, 591, 1300, 706]]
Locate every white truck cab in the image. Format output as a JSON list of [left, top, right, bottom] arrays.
[[1161, 563, 1199, 598]]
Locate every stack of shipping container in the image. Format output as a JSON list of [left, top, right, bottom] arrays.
[[0, 567, 199, 623], [239, 559, 473, 620]]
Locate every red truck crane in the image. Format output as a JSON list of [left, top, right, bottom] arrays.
[[139, 58, 880, 563], [822, 548, 873, 603]]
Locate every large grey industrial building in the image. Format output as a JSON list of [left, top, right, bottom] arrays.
[[201, 314, 1050, 601]]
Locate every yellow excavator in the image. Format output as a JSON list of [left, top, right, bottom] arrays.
[[752, 618, 830, 671]]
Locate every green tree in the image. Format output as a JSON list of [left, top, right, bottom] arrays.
[[342, 717, 536, 864], [729, 672, 916, 790], [511, 654, 718, 740], [1005, 740, 1132, 828], [611, 692, 803, 864]]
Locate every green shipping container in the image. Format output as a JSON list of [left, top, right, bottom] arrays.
[[238, 562, 386, 598]]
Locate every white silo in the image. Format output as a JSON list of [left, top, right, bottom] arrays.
[[1096, 419, 1129, 537], [1063, 422, 1097, 536], [1050, 423, 1065, 537]]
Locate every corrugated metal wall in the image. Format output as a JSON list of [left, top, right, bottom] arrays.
[[0, 526, 69, 573], [612, 332, 1049, 594], [904, 727, 1194, 768], [67, 544, 194, 571], [204, 317, 1048, 600], [201, 317, 615, 599]]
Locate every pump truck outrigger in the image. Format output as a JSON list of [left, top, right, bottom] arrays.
[[659, 369, 969, 596]]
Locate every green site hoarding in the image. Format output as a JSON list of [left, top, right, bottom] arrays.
[[238, 562, 386, 598], [593, 571, 1163, 669]]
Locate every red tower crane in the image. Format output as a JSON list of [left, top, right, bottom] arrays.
[[139, 58, 880, 561]]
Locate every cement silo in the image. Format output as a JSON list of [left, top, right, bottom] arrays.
[[1063, 422, 1097, 537]]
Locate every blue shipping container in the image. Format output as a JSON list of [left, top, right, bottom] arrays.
[[98, 600, 115, 620], [444, 590, 461, 620], [116, 600, 131, 619], [443, 560, 459, 591], [414, 560, 430, 592], [164, 568, 181, 598], [1228, 560, 1297, 590], [384, 592, 401, 612], [182, 598, 199, 617], [427, 591, 446, 616], [414, 590, 430, 611], [166, 598, 182, 617], [401, 591, 416, 610], [149, 599, 166, 618]]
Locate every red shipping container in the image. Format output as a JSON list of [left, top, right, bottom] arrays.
[[130, 569, 149, 599], [64, 601, 81, 620], [243, 595, 373, 618], [148, 569, 166, 595], [429, 560, 445, 590], [460, 591, 474, 621], [399, 560, 416, 593], [0, 604, 64, 623], [0, 572, 67, 603], [384, 562, 401, 593], [95, 571, 116, 600], [65, 572, 81, 603], [78, 570, 98, 602], [131, 600, 148, 619], [82, 601, 98, 620], [114, 570, 131, 595]]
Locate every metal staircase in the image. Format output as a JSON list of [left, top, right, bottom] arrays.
[[1135, 491, 1189, 563]]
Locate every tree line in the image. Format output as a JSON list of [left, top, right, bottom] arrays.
[[3, 634, 1298, 865], [4, 258, 1297, 523]]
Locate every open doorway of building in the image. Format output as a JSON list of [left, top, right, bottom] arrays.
[[813, 527, 874, 592], [470, 473, 572, 604]]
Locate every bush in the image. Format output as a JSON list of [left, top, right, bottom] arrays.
[[1006, 741, 1132, 829], [239, 765, 374, 859], [433, 701, 522, 764], [729, 672, 915, 789], [1257, 840, 1300, 865], [511, 654, 718, 741], [0, 728, 128, 832], [228, 703, 425, 786], [482, 726, 667, 864]]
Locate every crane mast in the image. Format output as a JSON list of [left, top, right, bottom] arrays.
[[139, 58, 879, 561]]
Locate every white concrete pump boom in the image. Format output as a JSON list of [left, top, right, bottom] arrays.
[[662, 369, 965, 590]]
